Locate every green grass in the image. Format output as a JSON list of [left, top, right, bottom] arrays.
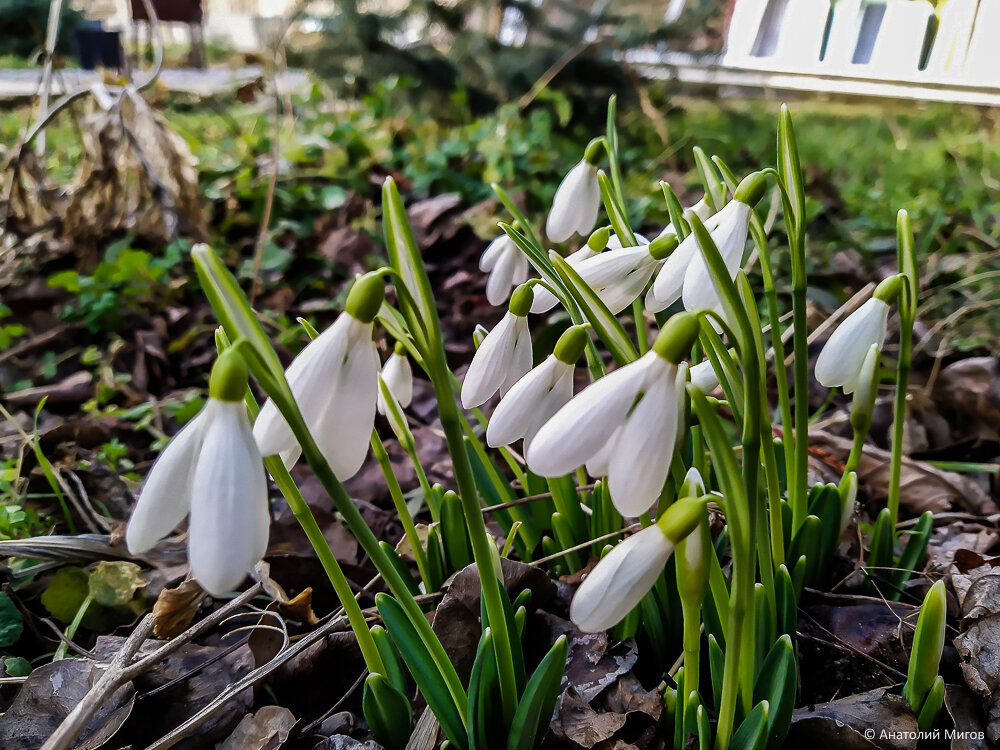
[[2, 84, 997, 351]]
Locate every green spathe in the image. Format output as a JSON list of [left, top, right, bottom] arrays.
[[652, 312, 701, 364], [346, 273, 386, 323], [209, 348, 249, 402]]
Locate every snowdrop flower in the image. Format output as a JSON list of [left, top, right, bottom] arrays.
[[480, 234, 529, 307], [570, 494, 707, 632], [487, 325, 588, 452], [530, 227, 609, 314], [546, 141, 604, 243], [126, 349, 268, 596], [461, 285, 534, 409], [647, 173, 765, 314], [254, 274, 383, 478], [377, 343, 413, 415], [527, 312, 700, 517], [815, 277, 900, 393]]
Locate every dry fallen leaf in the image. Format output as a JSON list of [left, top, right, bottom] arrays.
[[217, 705, 296, 750], [810, 431, 997, 515], [152, 578, 205, 638]]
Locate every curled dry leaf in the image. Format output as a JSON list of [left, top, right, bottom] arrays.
[[810, 431, 997, 516], [0, 658, 134, 750], [217, 705, 297, 750], [953, 566, 1000, 743], [788, 687, 918, 750], [152, 578, 205, 639]]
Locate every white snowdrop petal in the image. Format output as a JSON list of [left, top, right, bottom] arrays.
[[690, 359, 721, 392], [570, 525, 674, 632], [502, 317, 534, 394], [485, 240, 525, 307], [487, 356, 561, 447], [381, 353, 413, 411], [648, 235, 699, 312], [546, 161, 599, 243], [815, 298, 890, 388], [682, 202, 752, 313], [253, 314, 353, 457], [526, 355, 658, 476], [608, 372, 678, 517], [522, 364, 575, 453], [126, 405, 209, 554], [585, 425, 618, 478], [187, 402, 268, 596], [316, 337, 379, 479], [479, 236, 509, 273], [574, 166, 602, 237], [462, 313, 516, 408]]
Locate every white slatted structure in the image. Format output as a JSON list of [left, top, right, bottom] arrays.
[[631, 0, 1000, 106]]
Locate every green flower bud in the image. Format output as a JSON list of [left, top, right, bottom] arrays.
[[393, 340, 406, 356], [587, 226, 612, 253], [345, 272, 386, 324], [648, 233, 680, 261], [903, 580, 947, 714], [652, 312, 701, 364], [508, 284, 534, 317], [209, 347, 249, 402], [734, 171, 767, 206], [553, 324, 590, 365], [874, 274, 905, 304]]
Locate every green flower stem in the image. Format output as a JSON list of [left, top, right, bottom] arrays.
[[221, 329, 388, 678], [760, 428, 785, 568], [845, 424, 867, 477], [195, 246, 467, 724], [266, 454, 387, 677], [371, 431, 433, 590], [888, 211, 918, 530], [54, 592, 92, 662], [384, 178, 519, 723], [632, 298, 649, 354], [691, 391, 753, 750]]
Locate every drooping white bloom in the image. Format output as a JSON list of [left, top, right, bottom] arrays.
[[377, 348, 413, 415], [486, 325, 588, 452], [646, 200, 752, 313], [480, 234, 529, 307], [526, 314, 699, 517], [815, 297, 890, 393], [254, 310, 380, 478], [648, 173, 765, 314], [487, 354, 574, 452], [570, 492, 706, 632], [546, 160, 601, 243], [851, 343, 880, 415], [461, 287, 534, 409], [570, 524, 675, 632], [127, 353, 268, 596]]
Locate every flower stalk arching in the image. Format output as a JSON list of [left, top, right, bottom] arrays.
[[887, 210, 918, 530], [215, 329, 390, 682], [383, 176, 521, 724], [195, 247, 470, 731]]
